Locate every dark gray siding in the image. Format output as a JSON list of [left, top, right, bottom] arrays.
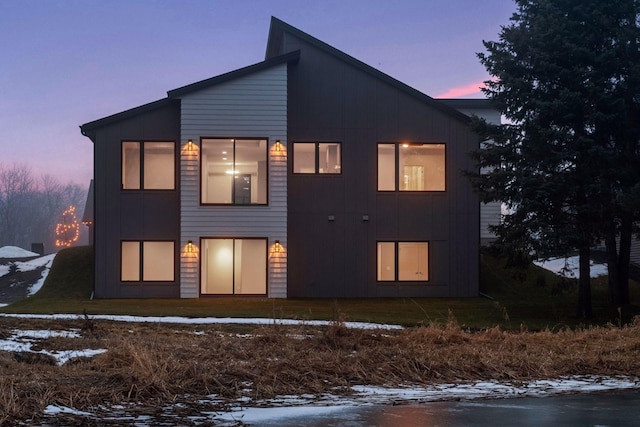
[[283, 34, 480, 297], [92, 102, 180, 298]]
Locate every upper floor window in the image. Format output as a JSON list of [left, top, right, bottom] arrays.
[[377, 143, 445, 191], [293, 142, 341, 174], [201, 138, 268, 205], [122, 141, 175, 190]]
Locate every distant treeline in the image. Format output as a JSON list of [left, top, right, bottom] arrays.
[[0, 163, 88, 253]]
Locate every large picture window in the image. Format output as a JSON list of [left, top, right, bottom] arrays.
[[200, 238, 267, 295], [121, 241, 175, 282], [122, 141, 175, 190], [377, 143, 445, 191], [201, 138, 268, 205], [293, 142, 341, 174], [377, 241, 429, 282]]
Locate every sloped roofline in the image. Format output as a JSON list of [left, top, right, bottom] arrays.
[[167, 50, 300, 98], [80, 98, 175, 142], [80, 51, 300, 141], [266, 17, 475, 124]]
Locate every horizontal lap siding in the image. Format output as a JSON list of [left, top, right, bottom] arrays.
[[179, 65, 288, 298]]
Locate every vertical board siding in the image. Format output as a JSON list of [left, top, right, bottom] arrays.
[[179, 64, 288, 298]]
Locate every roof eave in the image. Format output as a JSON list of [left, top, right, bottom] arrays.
[[168, 50, 300, 99]]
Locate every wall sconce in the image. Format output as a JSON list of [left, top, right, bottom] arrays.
[[186, 240, 195, 253], [187, 139, 195, 152], [273, 240, 282, 253], [274, 140, 282, 152]]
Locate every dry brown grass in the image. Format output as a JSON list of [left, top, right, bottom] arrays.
[[1, 316, 640, 424]]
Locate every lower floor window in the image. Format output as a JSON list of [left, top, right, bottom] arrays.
[[121, 241, 175, 282], [377, 241, 429, 282], [200, 238, 267, 295]]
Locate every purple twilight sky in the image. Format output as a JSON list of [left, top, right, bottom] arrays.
[[0, 0, 515, 188]]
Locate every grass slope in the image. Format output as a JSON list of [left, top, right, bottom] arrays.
[[2, 246, 639, 329]]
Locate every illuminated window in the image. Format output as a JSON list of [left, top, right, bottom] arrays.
[[201, 138, 268, 205], [200, 238, 267, 295], [377, 143, 445, 191], [377, 241, 429, 282], [121, 241, 174, 282], [122, 141, 175, 190], [293, 142, 341, 174]]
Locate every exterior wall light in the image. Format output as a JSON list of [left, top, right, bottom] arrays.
[[186, 240, 195, 253], [274, 240, 282, 253], [274, 140, 282, 152], [187, 139, 195, 151]]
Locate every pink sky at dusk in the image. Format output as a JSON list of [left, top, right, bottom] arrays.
[[0, 0, 516, 191], [437, 80, 489, 98]]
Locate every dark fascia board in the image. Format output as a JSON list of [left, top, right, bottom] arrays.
[[167, 50, 300, 98], [79, 98, 176, 142], [266, 17, 472, 124]]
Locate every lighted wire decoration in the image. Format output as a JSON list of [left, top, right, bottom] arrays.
[[55, 205, 80, 247]]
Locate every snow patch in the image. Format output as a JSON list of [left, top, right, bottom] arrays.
[[0, 246, 39, 258], [0, 313, 403, 330], [0, 328, 107, 365], [534, 256, 608, 278]]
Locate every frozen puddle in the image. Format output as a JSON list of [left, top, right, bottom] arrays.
[[39, 376, 640, 426]]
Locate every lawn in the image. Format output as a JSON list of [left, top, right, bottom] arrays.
[[2, 246, 639, 329]]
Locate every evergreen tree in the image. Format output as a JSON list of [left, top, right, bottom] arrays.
[[471, 0, 640, 317]]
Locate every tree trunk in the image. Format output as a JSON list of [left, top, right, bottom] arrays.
[[615, 212, 632, 305], [605, 223, 619, 303], [577, 245, 592, 319]]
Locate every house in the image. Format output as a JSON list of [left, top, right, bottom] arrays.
[[80, 17, 491, 299]]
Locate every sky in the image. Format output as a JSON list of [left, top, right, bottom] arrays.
[[0, 0, 516, 188]]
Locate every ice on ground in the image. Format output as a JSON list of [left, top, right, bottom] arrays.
[[0, 246, 39, 258], [534, 256, 608, 278]]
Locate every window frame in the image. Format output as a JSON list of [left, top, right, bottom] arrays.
[[376, 241, 430, 283], [376, 142, 446, 192], [199, 137, 269, 206], [292, 142, 342, 175], [120, 240, 176, 283], [121, 140, 176, 191], [199, 237, 268, 296]]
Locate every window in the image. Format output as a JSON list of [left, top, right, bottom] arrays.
[[377, 241, 429, 282], [293, 142, 341, 174], [200, 238, 267, 295], [122, 141, 175, 190], [201, 138, 268, 205], [121, 241, 175, 282], [377, 143, 445, 191]]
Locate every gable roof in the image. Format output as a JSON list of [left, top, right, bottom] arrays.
[[168, 50, 299, 98], [80, 51, 300, 140], [266, 17, 473, 124]]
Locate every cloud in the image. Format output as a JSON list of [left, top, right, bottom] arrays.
[[436, 80, 488, 98]]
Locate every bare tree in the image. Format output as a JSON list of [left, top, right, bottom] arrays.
[[0, 163, 89, 252]]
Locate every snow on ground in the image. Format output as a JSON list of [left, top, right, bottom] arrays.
[[212, 376, 640, 425], [0, 252, 56, 295], [0, 246, 39, 258], [534, 256, 608, 278], [0, 313, 404, 330], [40, 376, 640, 425], [2, 314, 637, 424], [0, 327, 107, 365], [19, 253, 57, 295]]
